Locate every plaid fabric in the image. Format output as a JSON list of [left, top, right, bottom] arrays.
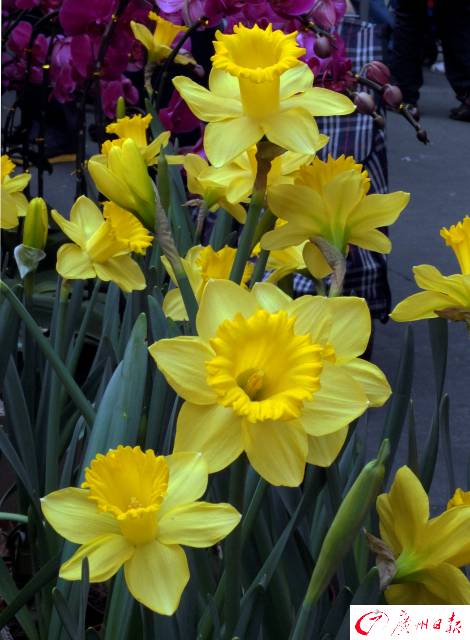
[[293, 16, 391, 321]]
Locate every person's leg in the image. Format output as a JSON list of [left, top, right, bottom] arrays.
[[391, 0, 427, 104], [434, 0, 470, 112]]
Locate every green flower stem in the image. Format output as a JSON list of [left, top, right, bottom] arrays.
[[230, 189, 265, 284], [0, 281, 96, 427], [0, 511, 28, 523], [250, 249, 270, 286], [223, 454, 247, 639], [45, 280, 70, 493], [251, 208, 275, 250], [22, 272, 37, 414], [290, 440, 390, 640]]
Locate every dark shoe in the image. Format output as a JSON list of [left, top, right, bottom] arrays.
[[449, 103, 470, 122]]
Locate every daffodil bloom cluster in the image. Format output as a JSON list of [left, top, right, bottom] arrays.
[[87, 138, 156, 229], [1, 155, 31, 230], [130, 12, 196, 65], [173, 24, 355, 167], [377, 466, 470, 604], [262, 155, 410, 278], [52, 197, 152, 292], [102, 114, 170, 166], [150, 280, 390, 487], [391, 216, 470, 323], [41, 447, 240, 614], [162, 245, 253, 320]]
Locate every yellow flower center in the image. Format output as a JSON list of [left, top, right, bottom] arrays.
[[195, 245, 253, 287], [82, 446, 169, 546], [211, 24, 305, 119], [106, 114, 152, 149], [295, 155, 370, 195], [440, 216, 470, 275], [103, 201, 153, 255], [206, 309, 323, 423]]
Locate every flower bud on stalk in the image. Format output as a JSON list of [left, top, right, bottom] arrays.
[[23, 197, 48, 250], [116, 96, 126, 119], [364, 60, 391, 85], [291, 440, 390, 639], [313, 36, 332, 58], [382, 84, 403, 108], [354, 91, 376, 114]]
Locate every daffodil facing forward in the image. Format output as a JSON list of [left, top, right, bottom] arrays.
[[262, 155, 410, 278], [162, 244, 253, 320], [41, 447, 240, 614], [52, 197, 151, 292], [87, 138, 156, 229], [130, 12, 195, 65], [391, 217, 470, 325], [150, 280, 390, 486], [173, 24, 355, 167], [1, 155, 31, 230], [377, 466, 470, 604], [102, 114, 170, 166]]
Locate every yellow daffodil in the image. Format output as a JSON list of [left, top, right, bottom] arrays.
[[448, 488, 470, 509], [88, 138, 156, 229], [173, 24, 355, 167], [377, 466, 470, 604], [390, 264, 470, 323], [130, 12, 196, 65], [262, 155, 410, 278], [252, 219, 307, 283], [1, 155, 31, 230], [149, 280, 390, 486], [101, 114, 170, 166], [41, 446, 240, 615], [440, 216, 470, 275], [168, 153, 250, 223], [162, 244, 253, 320], [52, 196, 151, 292]]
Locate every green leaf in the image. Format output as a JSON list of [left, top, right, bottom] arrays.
[[52, 588, 79, 640], [0, 292, 20, 386], [420, 394, 449, 492], [103, 571, 135, 640], [0, 554, 60, 633], [209, 210, 234, 251], [406, 400, 419, 476], [0, 555, 39, 640], [318, 587, 352, 639], [81, 313, 148, 474], [0, 427, 40, 514], [335, 568, 382, 640]]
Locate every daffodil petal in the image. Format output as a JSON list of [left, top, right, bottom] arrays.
[[175, 402, 243, 473], [60, 534, 133, 582], [162, 288, 188, 321], [94, 255, 146, 293], [406, 564, 470, 604], [208, 67, 240, 99], [340, 359, 391, 407], [124, 540, 189, 615], [130, 21, 154, 51], [251, 282, 292, 312], [348, 191, 410, 231], [173, 75, 242, 122], [377, 466, 429, 553], [280, 64, 314, 98], [158, 502, 240, 547], [41, 488, 120, 544], [267, 183, 324, 230], [204, 118, 263, 167], [149, 336, 217, 404], [349, 228, 392, 253], [196, 279, 258, 340], [426, 507, 470, 567], [385, 582, 440, 605], [160, 452, 208, 517], [413, 265, 469, 304], [327, 297, 371, 360], [262, 109, 321, 155], [390, 291, 451, 321], [51, 210, 86, 247], [69, 196, 104, 240], [306, 427, 348, 467], [56, 245, 96, 281], [242, 419, 307, 487], [302, 241, 333, 278], [284, 86, 355, 116], [287, 295, 332, 343], [262, 223, 315, 251], [299, 364, 368, 436], [87, 158, 136, 213]]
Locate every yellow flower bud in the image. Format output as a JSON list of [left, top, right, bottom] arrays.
[[23, 197, 48, 250]]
